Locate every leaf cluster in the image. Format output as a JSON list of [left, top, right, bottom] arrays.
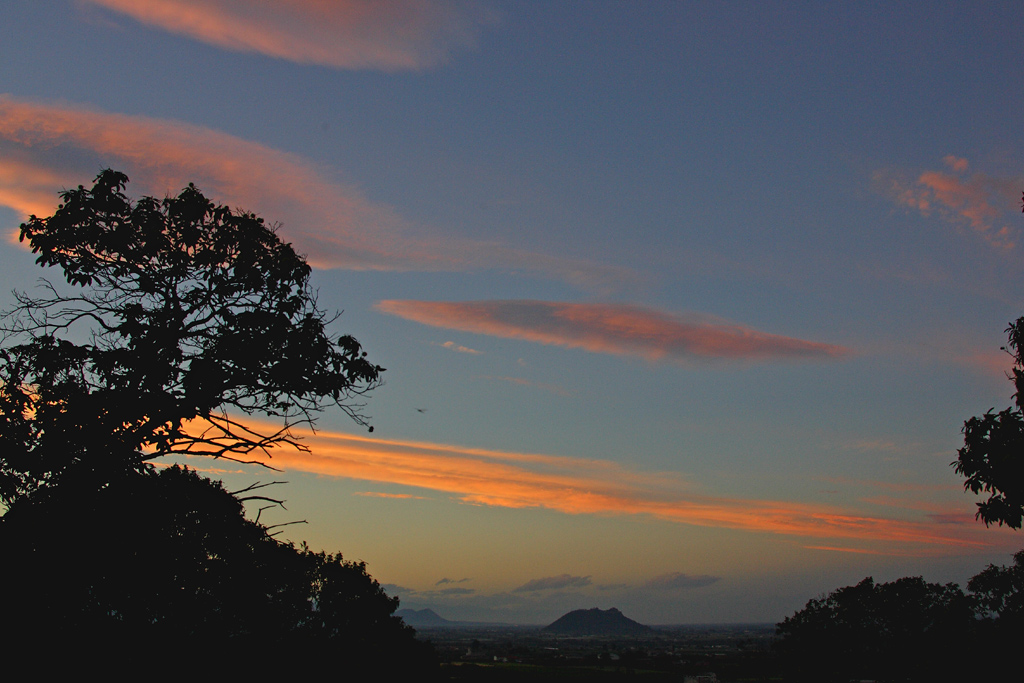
[[953, 318, 1024, 528]]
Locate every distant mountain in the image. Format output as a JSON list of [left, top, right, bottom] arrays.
[[396, 608, 453, 627], [543, 607, 652, 635]]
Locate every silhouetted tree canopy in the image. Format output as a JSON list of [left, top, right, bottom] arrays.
[[0, 172, 433, 674], [1, 169, 382, 506], [954, 318, 1024, 528], [970, 549, 1024, 622], [0, 465, 432, 674], [776, 576, 974, 682]]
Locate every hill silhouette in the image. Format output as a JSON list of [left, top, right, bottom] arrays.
[[543, 607, 652, 635]]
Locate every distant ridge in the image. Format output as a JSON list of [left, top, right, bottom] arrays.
[[396, 608, 453, 627], [543, 607, 652, 635]]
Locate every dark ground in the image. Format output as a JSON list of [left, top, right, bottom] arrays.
[[416, 623, 780, 682]]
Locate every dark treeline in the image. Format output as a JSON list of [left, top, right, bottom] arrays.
[[776, 558, 1023, 682]]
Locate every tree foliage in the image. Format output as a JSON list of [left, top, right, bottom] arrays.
[[0, 172, 432, 672], [1, 170, 382, 505], [968, 549, 1024, 623], [0, 466, 431, 673], [776, 576, 974, 682], [954, 318, 1024, 528]]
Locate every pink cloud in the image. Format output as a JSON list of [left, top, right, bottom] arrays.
[[375, 300, 850, 363], [943, 155, 969, 172], [85, 0, 493, 70], [175, 422, 1014, 555], [882, 157, 1022, 249], [0, 96, 631, 289]]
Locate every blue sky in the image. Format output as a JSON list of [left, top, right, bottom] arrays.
[[2, 1, 1023, 624]]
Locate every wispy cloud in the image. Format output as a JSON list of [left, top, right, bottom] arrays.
[[84, 0, 493, 70], [196, 422, 1014, 554], [438, 341, 482, 355], [943, 155, 970, 173], [0, 96, 630, 289], [803, 545, 896, 556], [376, 300, 850, 363], [879, 157, 1022, 249], [0, 157, 68, 218], [0, 95, 403, 266], [644, 572, 719, 590], [514, 574, 592, 592], [436, 577, 471, 585]]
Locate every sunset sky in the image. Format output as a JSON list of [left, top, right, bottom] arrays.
[[2, 1, 1024, 624]]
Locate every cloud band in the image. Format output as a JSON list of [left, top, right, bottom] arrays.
[[376, 299, 850, 362]]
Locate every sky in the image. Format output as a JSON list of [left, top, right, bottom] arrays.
[[2, 0, 1023, 625]]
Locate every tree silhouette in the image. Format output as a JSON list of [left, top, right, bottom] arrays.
[[1, 169, 382, 505], [953, 318, 1024, 528], [0, 172, 433, 673], [952, 317, 1024, 657]]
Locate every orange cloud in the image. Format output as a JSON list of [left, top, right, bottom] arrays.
[[376, 300, 850, 363], [85, 0, 492, 70], [803, 545, 899, 556], [882, 158, 1022, 249], [0, 157, 68, 221], [354, 491, 428, 500], [0, 96, 632, 289], [189, 423, 1012, 555]]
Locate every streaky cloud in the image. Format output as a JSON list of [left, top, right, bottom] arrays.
[[435, 577, 470, 585], [190, 419, 1015, 554], [803, 545, 897, 556], [0, 96, 632, 290], [376, 300, 850, 362], [0, 157, 68, 221], [353, 491, 427, 500], [84, 0, 493, 70]]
